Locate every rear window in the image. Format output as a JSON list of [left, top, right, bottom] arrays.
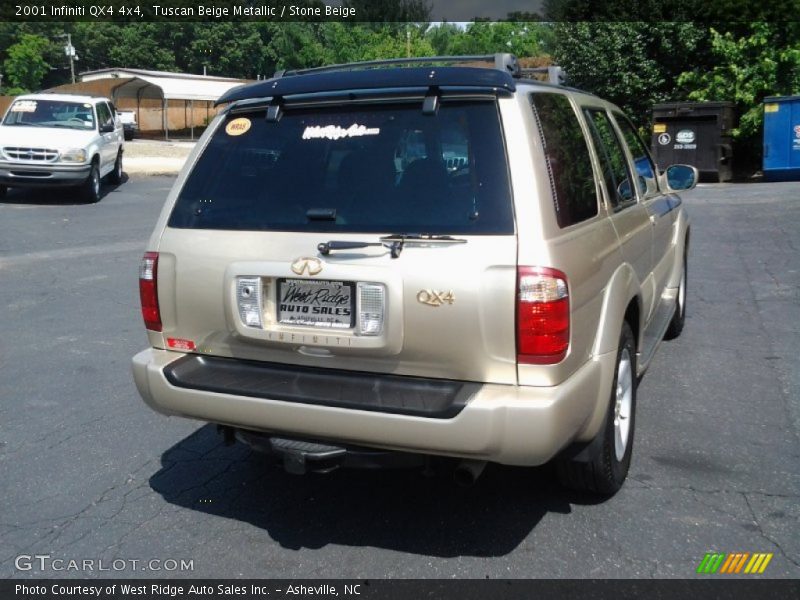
[[168, 101, 514, 234]]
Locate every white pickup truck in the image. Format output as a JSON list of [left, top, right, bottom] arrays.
[[0, 93, 124, 202]]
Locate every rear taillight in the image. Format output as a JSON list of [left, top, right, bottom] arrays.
[[139, 252, 162, 332], [517, 267, 569, 364]]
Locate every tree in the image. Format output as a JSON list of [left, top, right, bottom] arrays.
[[4, 33, 51, 93], [677, 22, 800, 168], [551, 22, 708, 129], [106, 24, 178, 71], [447, 21, 546, 57], [186, 23, 269, 78], [264, 23, 327, 71]]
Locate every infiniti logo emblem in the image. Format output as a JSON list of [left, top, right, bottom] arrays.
[[290, 257, 323, 276]]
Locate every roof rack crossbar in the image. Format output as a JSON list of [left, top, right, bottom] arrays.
[[278, 54, 520, 78]]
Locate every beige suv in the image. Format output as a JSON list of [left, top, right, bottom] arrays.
[[132, 55, 695, 495]]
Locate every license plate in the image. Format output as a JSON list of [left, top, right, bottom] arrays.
[[277, 278, 355, 329]]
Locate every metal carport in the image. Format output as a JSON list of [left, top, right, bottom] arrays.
[[79, 68, 247, 139]]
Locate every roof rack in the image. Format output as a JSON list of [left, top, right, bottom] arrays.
[[519, 66, 567, 86], [276, 53, 521, 79], [216, 55, 567, 107]]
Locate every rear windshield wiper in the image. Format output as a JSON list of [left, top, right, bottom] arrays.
[[380, 233, 467, 244], [318, 234, 466, 259], [318, 239, 403, 258]]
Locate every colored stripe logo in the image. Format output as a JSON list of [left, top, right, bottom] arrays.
[[697, 552, 773, 574]]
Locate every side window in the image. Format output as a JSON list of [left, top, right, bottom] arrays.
[[96, 102, 112, 130], [529, 93, 599, 228], [584, 108, 636, 209], [613, 113, 659, 197]]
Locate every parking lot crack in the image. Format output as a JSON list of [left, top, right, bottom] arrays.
[[742, 492, 800, 569]]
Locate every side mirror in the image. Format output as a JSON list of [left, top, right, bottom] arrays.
[[99, 122, 115, 134], [664, 164, 698, 192], [617, 178, 633, 201]]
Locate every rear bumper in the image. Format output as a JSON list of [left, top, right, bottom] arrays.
[[132, 348, 616, 466], [0, 162, 90, 187]]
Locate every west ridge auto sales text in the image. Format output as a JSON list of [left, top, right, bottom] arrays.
[[153, 4, 357, 18], [16, 583, 358, 596]]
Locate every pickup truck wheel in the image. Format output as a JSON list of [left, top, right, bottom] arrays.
[[665, 252, 687, 339], [107, 150, 123, 185], [80, 162, 101, 203], [556, 322, 637, 496]]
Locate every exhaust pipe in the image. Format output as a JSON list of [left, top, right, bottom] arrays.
[[453, 459, 487, 487]]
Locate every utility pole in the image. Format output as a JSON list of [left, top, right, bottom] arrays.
[[65, 33, 76, 83], [57, 33, 77, 83]]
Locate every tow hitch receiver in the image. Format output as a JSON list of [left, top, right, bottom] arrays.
[[233, 430, 428, 473], [269, 438, 347, 474]]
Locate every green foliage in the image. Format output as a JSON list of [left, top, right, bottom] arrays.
[[186, 23, 268, 76], [551, 22, 709, 128], [427, 21, 547, 57], [263, 23, 326, 71], [320, 23, 434, 64], [677, 23, 800, 142], [4, 33, 51, 92]]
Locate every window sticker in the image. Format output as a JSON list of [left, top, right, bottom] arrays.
[[302, 124, 380, 141], [225, 117, 251, 136], [10, 101, 37, 112]]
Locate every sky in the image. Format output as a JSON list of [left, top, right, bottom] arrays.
[[428, 0, 546, 21]]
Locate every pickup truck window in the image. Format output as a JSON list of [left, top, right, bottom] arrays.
[[613, 113, 659, 197], [529, 92, 598, 228], [584, 108, 636, 210]]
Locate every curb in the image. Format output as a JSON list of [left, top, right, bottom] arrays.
[[124, 157, 186, 176]]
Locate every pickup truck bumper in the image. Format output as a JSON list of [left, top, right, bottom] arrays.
[[132, 348, 616, 466], [0, 162, 90, 187]]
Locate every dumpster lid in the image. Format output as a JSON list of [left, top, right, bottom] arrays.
[[653, 101, 736, 110], [764, 95, 800, 103]]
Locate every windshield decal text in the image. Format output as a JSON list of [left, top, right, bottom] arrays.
[[10, 101, 37, 112], [302, 124, 380, 141]]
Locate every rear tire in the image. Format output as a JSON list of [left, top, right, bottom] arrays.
[[665, 251, 687, 339], [556, 322, 637, 496], [80, 161, 101, 203]]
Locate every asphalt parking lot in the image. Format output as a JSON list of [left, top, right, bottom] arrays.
[[1, 177, 798, 579]]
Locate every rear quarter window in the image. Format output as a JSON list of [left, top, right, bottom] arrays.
[[529, 92, 599, 228], [168, 100, 514, 235]]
